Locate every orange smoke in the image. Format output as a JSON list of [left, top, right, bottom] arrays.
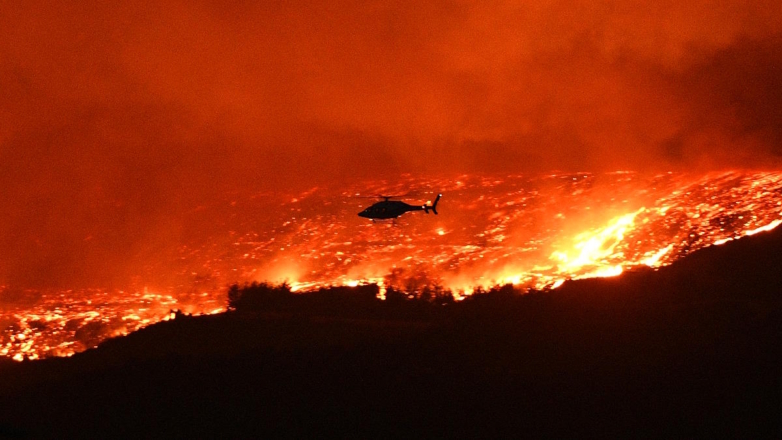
[[1, 1, 782, 288]]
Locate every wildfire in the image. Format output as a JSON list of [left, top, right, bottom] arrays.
[[3, 170, 782, 361], [550, 208, 643, 277]]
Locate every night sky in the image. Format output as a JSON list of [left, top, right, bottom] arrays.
[[1, 1, 781, 288]]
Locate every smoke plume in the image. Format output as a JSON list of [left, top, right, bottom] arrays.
[[1, 0, 781, 287]]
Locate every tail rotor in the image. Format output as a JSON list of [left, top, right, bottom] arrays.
[[424, 194, 442, 215]]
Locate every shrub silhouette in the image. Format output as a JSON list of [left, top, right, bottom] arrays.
[[227, 281, 292, 311], [225, 279, 529, 325]]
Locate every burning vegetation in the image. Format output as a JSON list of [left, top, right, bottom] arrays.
[[3, 170, 782, 361]]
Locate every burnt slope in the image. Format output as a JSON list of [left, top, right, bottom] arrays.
[[1, 228, 782, 439]]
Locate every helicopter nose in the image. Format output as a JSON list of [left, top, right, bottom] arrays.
[[358, 210, 368, 218]]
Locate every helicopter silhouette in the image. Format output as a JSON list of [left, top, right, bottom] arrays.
[[358, 194, 442, 220]]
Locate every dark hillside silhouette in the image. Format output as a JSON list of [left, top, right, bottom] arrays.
[[1, 228, 782, 438]]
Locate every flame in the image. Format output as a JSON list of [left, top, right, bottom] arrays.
[[642, 244, 674, 267], [5, 171, 782, 360], [551, 209, 643, 275], [745, 219, 782, 236]]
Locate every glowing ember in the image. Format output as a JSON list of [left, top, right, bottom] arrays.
[[3, 170, 782, 361]]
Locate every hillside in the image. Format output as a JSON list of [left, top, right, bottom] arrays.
[[1, 227, 782, 439]]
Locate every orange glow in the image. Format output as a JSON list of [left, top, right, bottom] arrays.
[[7, 170, 782, 361]]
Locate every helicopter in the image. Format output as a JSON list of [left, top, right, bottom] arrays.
[[358, 194, 442, 220]]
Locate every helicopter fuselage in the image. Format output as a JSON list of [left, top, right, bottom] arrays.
[[358, 194, 441, 220], [358, 200, 425, 220]]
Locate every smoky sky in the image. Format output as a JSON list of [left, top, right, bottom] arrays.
[[1, 0, 781, 288]]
